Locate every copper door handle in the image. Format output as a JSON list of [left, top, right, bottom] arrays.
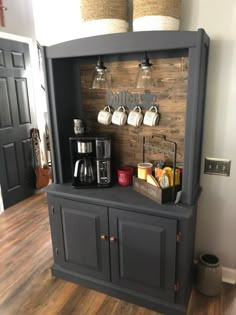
[[110, 236, 116, 242], [100, 234, 107, 240]]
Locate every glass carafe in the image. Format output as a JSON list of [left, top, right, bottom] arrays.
[[74, 158, 95, 184]]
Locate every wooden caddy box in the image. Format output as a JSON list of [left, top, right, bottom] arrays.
[[133, 176, 181, 204]]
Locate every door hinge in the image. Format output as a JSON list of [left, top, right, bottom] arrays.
[[174, 282, 179, 292], [176, 232, 182, 242]]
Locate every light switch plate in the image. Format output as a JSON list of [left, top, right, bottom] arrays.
[[204, 157, 231, 176]]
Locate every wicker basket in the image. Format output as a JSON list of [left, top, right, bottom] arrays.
[[80, 0, 129, 37], [133, 0, 181, 31]]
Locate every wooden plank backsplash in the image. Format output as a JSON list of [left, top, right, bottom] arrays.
[[80, 57, 188, 169]]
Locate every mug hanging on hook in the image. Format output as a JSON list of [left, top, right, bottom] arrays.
[[143, 106, 160, 126], [97, 106, 112, 125], [127, 106, 143, 127], [112, 106, 127, 126]]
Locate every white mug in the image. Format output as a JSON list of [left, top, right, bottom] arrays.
[[127, 106, 143, 127], [143, 106, 160, 126], [97, 106, 112, 125], [112, 106, 127, 126]]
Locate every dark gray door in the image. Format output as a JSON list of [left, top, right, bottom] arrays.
[[50, 197, 110, 281], [0, 38, 36, 209], [109, 208, 177, 302]]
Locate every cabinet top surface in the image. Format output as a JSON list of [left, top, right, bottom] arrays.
[[45, 183, 195, 220], [45, 29, 209, 59]]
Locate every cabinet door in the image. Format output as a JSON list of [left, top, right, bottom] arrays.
[[48, 196, 110, 281], [109, 208, 177, 302]]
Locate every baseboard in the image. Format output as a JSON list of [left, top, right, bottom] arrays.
[[222, 267, 236, 284]]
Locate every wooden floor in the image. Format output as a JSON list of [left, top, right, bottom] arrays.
[[0, 193, 236, 315]]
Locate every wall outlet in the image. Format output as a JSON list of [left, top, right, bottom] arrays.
[[204, 157, 231, 176]]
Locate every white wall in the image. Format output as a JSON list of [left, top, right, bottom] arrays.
[[32, 0, 82, 46], [0, 0, 35, 38], [181, 0, 236, 270], [0, 0, 44, 125]]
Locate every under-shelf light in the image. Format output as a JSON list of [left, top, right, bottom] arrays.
[[90, 56, 111, 89], [135, 52, 155, 89]]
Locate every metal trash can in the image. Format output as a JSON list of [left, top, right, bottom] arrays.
[[196, 253, 222, 296]]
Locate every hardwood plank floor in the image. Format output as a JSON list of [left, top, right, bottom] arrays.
[[0, 193, 235, 315]]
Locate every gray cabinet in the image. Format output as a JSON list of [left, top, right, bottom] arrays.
[[44, 29, 210, 314], [48, 195, 178, 303]]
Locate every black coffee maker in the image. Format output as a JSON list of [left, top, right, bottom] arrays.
[[69, 136, 111, 188]]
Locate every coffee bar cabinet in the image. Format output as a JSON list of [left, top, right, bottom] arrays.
[[44, 30, 210, 315]]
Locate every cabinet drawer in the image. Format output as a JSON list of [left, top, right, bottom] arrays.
[[109, 208, 177, 302]]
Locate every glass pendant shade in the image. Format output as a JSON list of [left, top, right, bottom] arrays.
[[135, 53, 155, 89], [91, 57, 111, 89]]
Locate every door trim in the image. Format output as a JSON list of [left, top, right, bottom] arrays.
[[0, 32, 32, 45]]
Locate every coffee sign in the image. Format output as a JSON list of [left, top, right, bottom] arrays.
[[106, 90, 159, 110]]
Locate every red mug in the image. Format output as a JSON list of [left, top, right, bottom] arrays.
[[118, 167, 134, 186]]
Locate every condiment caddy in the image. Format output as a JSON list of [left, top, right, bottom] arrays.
[[133, 134, 182, 204]]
